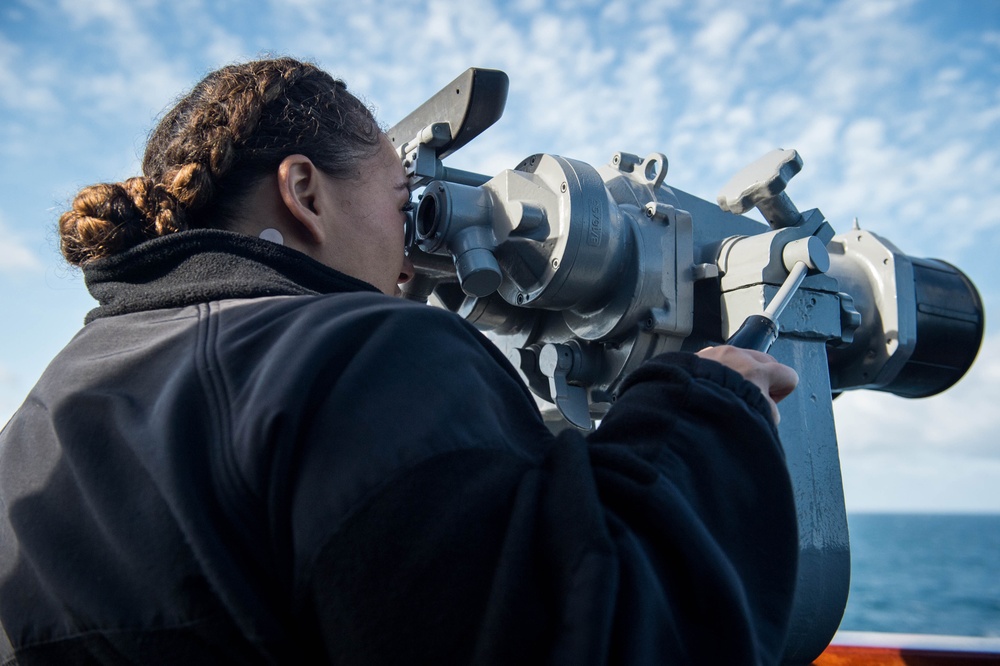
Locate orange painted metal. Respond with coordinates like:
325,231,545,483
814,644,1000,665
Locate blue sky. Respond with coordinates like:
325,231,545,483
1,0,998,513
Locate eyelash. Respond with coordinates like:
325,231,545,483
401,202,414,213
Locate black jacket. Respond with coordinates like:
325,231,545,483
0,230,797,665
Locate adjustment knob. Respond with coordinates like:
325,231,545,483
538,343,593,431
717,148,804,228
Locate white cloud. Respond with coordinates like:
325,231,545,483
198,25,248,72
0,34,61,113
852,0,913,21
0,363,22,429
841,452,1000,513
692,9,749,60
513,0,544,12
45,0,229,120
0,213,43,274
834,333,1000,459
832,333,999,512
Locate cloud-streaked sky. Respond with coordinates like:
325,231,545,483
1,0,998,512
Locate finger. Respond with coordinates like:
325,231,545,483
717,347,798,402
766,364,799,404
768,397,781,426
695,345,797,420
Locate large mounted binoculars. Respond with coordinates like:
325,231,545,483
388,68,984,664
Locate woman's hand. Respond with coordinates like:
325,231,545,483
696,346,799,425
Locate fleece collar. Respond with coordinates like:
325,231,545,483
82,229,379,323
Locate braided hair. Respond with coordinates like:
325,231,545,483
59,57,382,266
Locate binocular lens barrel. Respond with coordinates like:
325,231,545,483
888,258,984,398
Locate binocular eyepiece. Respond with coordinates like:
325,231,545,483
412,181,502,299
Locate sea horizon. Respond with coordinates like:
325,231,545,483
839,512,1000,638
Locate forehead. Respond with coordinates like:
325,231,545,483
370,135,407,182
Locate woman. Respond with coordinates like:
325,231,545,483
0,57,799,664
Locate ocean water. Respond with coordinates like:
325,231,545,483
839,513,1000,637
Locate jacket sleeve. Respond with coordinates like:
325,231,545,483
282,302,798,665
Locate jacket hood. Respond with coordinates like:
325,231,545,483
82,229,380,323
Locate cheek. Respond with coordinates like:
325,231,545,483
374,214,405,263
382,206,407,244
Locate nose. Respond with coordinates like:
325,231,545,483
397,255,415,285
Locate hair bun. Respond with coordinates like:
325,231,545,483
59,177,187,265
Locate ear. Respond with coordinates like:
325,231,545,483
276,154,326,245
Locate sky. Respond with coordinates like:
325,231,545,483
0,0,998,513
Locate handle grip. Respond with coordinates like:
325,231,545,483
725,315,779,352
